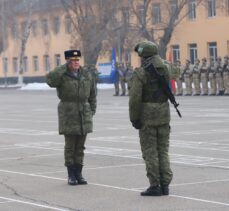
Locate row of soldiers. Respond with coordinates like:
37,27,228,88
113,62,133,96
175,56,229,96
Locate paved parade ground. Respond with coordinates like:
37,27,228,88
0,88,229,211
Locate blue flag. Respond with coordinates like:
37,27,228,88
110,48,117,83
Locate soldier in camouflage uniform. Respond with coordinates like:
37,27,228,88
174,60,183,96
113,62,126,96
192,59,201,96
129,41,173,196
222,56,229,95
113,62,120,96
46,50,97,186
125,62,134,94
118,62,127,96
208,58,217,95
183,60,193,96
215,57,224,95
200,58,209,95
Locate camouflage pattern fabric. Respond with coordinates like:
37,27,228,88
200,61,209,95
46,64,97,135
208,61,217,95
64,134,86,166
129,54,173,187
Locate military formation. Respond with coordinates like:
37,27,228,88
175,56,229,96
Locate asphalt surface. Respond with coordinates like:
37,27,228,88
0,88,229,211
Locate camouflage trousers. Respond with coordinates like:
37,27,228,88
200,73,208,95
216,73,224,94
175,78,183,95
64,134,87,166
209,73,216,95
192,74,201,95
223,72,229,94
139,124,173,186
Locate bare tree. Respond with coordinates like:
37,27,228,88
61,0,122,65
17,0,34,85
130,0,205,59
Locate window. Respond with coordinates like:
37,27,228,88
137,5,145,25
32,21,37,37
53,17,60,34
170,0,178,19
55,54,61,66
65,17,72,33
42,19,49,35
122,7,129,26
152,3,161,24
208,42,217,61
11,22,18,39
172,45,180,62
189,43,198,64
23,57,28,72
208,0,216,17
188,0,196,20
2,58,8,73
44,55,50,72
33,56,39,72
13,58,18,73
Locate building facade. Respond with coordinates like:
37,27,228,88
0,0,229,84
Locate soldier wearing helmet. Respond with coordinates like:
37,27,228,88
223,56,229,95
192,59,201,95
182,59,193,96
174,60,183,96
215,57,224,95
200,57,209,95
129,40,173,196
208,57,217,95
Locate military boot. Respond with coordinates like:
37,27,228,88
140,186,162,196
74,164,87,185
67,166,77,185
161,185,169,195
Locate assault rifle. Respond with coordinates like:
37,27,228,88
143,61,182,118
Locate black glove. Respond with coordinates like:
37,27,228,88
131,120,142,130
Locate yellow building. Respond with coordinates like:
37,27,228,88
0,0,229,84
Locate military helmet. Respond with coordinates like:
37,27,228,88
134,41,158,58
202,57,207,62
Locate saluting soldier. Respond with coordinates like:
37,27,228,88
192,59,201,96
200,58,209,95
222,56,229,95
46,50,97,186
215,57,224,95
208,58,217,95
174,60,183,96
183,59,193,96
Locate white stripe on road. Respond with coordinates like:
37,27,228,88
0,169,229,208
0,196,70,211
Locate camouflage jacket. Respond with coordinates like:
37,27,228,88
46,64,97,135
129,56,170,127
